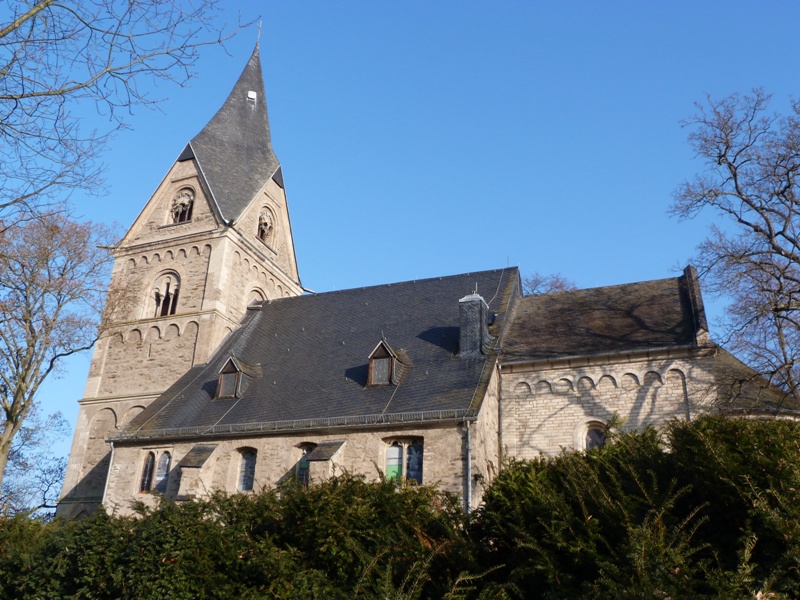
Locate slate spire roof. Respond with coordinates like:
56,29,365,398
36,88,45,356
178,43,281,222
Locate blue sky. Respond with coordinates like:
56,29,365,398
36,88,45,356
38,2,800,461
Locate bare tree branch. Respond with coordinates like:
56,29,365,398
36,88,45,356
522,272,576,296
672,89,800,404
0,406,67,516
0,206,116,489
0,0,242,213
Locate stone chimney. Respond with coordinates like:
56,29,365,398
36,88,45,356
459,293,492,357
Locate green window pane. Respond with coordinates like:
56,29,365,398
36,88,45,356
386,443,402,480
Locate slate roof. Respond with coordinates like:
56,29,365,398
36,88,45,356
306,441,346,462
178,445,218,468
712,347,800,416
502,267,705,362
116,268,520,442
178,45,281,223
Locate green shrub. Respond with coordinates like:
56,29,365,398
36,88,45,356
472,416,800,598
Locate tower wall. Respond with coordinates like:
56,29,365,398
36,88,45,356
59,176,302,515
58,47,302,516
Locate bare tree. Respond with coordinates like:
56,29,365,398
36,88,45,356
0,0,237,213
0,208,114,489
672,88,800,404
522,272,576,295
0,407,68,515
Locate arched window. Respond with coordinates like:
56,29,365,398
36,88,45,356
247,288,266,308
386,442,403,481
171,189,194,224
153,273,180,318
238,449,257,492
140,452,155,492
574,418,611,451
385,439,424,484
155,451,171,493
585,425,607,450
406,441,424,485
257,207,275,246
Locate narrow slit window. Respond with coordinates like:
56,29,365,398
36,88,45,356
169,287,180,314
159,282,172,317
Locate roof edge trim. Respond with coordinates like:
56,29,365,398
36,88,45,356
189,140,226,223
111,407,479,442
500,343,709,369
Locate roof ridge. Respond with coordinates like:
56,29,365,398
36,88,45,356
526,273,683,297
301,267,519,299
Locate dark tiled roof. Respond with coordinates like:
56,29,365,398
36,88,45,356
502,269,702,362
306,441,345,462
181,45,281,222
713,347,800,416
178,445,218,468
118,268,520,441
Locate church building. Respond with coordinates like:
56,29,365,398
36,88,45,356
58,47,785,517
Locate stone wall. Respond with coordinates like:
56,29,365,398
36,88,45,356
102,424,467,516
235,178,301,284
60,164,304,515
470,361,501,508
499,349,718,458
59,396,157,515
123,160,217,247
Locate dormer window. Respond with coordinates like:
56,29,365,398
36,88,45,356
216,356,260,399
368,340,396,387
171,189,194,224
372,357,391,385
217,358,242,398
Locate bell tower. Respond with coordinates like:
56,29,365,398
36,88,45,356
59,45,302,515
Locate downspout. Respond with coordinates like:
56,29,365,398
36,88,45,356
101,441,115,508
464,419,472,514
497,361,503,469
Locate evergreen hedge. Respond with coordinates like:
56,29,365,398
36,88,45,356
1,417,799,598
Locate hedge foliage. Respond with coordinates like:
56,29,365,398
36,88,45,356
1,416,799,599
